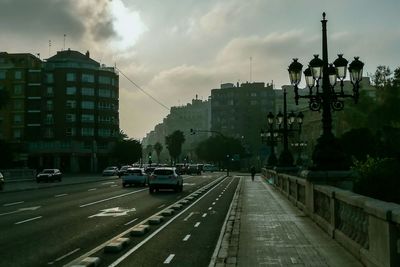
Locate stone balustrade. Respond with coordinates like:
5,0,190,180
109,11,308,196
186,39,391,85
262,168,400,267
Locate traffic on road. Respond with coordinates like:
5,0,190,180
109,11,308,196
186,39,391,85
0,169,238,267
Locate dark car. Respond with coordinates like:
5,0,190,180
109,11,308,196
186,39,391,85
0,172,4,190
187,164,201,175
118,165,132,177
36,169,62,183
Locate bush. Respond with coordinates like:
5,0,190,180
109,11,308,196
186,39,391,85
352,156,400,204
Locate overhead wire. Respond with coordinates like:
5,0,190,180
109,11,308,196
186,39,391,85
116,66,170,111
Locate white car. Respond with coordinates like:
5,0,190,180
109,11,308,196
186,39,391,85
122,168,148,187
102,166,119,176
148,167,183,193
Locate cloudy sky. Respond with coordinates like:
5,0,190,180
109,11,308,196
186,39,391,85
1,0,399,139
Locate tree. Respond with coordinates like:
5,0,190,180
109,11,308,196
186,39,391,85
165,130,185,164
195,135,245,168
153,142,163,163
111,139,142,165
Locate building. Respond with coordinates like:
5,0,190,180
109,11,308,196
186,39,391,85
210,82,276,166
0,50,119,173
142,96,211,164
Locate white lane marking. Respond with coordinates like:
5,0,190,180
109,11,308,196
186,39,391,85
158,204,166,209
183,212,194,221
15,216,42,225
216,198,219,201
55,193,68,198
79,189,146,208
0,206,41,216
88,188,97,191
111,185,118,187
102,181,115,185
88,207,136,218
105,175,228,267
183,234,191,241
124,218,138,226
194,222,200,228
163,254,175,264
212,202,216,205
3,201,24,207
202,213,207,218
54,248,80,262
208,207,212,210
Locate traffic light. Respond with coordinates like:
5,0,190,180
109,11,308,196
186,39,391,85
148,154,152,164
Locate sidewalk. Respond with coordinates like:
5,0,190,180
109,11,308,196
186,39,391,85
213,175,363,267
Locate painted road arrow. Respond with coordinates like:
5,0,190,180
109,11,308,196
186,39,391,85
0,206,41,216
88,207,136,218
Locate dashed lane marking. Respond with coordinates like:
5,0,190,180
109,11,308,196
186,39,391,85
183,212,194,221
194,222,201,228
88,188,97,191
164,254,175,264
79,189,146,208
183,235,191,241
55,194,68,198
48,248,81,265
15,216,42,225
158,204,166,209
3,201,24,206
202,213,207,218
124,218,138,226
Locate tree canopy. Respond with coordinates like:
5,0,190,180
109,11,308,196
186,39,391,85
153,142,163,163
195,135,245,164
111,138,142,165
165,130,185,163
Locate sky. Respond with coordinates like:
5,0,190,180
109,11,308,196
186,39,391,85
1,0,399,140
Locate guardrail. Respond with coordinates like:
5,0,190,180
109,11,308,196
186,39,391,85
262,168,400,267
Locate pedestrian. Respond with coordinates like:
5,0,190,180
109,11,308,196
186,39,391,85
250,166,256,181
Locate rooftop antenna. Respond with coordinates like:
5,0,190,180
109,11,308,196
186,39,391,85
48,40,51,57
249,56,252,83
63,34,66,51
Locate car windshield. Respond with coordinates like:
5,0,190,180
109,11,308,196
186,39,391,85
43,169,55,173
127,169,143,174
154,169,174,175
106,167,116,170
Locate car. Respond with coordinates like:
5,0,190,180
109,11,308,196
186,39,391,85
122,168,148,187
148,167,183,193
203,164,218,172
144,166,156,175
102,166,119,176
186,164,201,175
118,165,132,177
36,169,62,183
0,172,4,190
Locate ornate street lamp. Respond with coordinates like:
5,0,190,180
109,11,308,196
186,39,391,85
287,12,364,170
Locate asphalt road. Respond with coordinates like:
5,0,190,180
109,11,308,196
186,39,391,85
0,172,236,267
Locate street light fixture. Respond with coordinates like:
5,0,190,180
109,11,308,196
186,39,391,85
287,12,364,170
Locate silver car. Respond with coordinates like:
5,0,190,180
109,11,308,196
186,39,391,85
122,168,148,187
148,167,183,193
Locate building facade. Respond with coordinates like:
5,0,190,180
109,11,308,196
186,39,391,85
210,82,276,166
0,50,119,173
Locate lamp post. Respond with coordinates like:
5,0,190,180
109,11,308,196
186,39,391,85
260,128,277,167
288,12,364,171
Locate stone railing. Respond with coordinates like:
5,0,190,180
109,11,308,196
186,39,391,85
262,168,400,267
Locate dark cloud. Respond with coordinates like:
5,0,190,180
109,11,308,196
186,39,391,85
0,0,85,40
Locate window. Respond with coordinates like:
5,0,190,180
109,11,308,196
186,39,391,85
13,114,23,124
13,100,23,110
66,87,77,95
82,87,94,96
13,129,22,139
98,116,113,123
14,84,23,95
99,89,111,97
66,128,76,136
45,114,54,124
251,92,257,97
99,76,111,84
14,70,22,80
98,128,111,137
66,114,76,122
46,73,54,83
46,100,53,111
81,101,94,109
250,100,258,105
81,114,94,122
0,70,6,80
44,128,54,138
66,100,76,109
46,87,53,96
82,73,94,83
66,72,76,82
81,127,94,136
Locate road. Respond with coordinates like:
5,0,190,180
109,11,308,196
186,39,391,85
0,172,239,267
